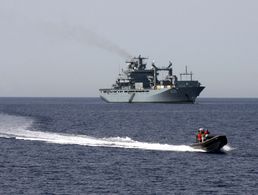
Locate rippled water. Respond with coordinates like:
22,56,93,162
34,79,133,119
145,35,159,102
0,98,257,194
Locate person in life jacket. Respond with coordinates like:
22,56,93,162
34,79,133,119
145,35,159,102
204,129,210,138
196,131,200,142
197,128,203,142
201,129,205,142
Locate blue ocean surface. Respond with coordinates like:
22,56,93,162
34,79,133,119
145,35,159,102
0,98,258,194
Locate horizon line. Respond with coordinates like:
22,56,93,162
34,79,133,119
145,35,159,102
0,96,258,99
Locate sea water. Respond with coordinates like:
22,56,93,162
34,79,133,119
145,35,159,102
0,98,257,194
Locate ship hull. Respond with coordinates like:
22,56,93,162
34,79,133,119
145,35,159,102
100,86,204,103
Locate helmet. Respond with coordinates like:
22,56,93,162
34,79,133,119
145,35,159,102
199,128,204,131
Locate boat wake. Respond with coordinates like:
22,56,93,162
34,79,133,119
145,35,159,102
0,113,205,152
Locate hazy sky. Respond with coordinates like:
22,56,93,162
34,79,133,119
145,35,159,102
0,0,258,97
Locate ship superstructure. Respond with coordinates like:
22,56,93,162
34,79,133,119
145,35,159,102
99,55,204,103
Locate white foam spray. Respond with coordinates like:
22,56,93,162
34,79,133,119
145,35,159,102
222,144,234,152
0,114,204,152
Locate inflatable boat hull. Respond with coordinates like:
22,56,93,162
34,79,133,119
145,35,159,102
191,135,228,153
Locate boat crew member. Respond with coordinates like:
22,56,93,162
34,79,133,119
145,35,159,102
197,128,203,142
204,129,210,140
201,130,205,142
197,133,202,142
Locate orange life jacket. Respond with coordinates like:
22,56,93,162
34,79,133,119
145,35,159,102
197,133,202,141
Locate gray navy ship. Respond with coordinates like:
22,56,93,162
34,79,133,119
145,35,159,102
99,55,205,103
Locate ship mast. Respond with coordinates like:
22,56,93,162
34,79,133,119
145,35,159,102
132,55,148,70
180,66,193,81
